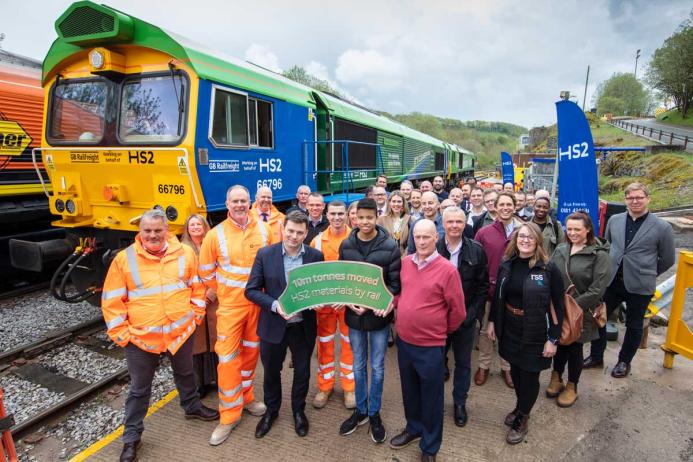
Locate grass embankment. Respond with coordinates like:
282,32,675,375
589,116,693,210
656,108,693,128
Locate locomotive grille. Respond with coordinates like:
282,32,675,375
58,6,115,38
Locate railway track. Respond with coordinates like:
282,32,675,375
0,316,130,437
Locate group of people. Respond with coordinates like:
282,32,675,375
102,177,674,462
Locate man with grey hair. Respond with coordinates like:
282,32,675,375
200,185,274,446
419,180,433,193
390,218,465,461
585,182,675,378
400,180,414,202
373,186,388,217
437,206,488,427
102,209,218,461
287,185,311,215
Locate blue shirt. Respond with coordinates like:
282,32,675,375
271,243,306,323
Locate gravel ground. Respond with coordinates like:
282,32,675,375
17,357,177,462
0,290,102,352
0,374,66,425
38,344,125,383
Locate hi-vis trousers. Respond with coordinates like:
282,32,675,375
316,307,355,392
215,303,260,424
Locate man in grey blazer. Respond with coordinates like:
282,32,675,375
584,183,675,378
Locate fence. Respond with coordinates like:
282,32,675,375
611,119,691,150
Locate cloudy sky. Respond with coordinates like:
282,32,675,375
2,0,690,128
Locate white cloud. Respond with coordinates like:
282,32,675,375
305,60,330,81
335,49,404,92
244,44,281,73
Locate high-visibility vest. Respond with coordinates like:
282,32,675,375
101,234,206,354
310,226,350,262
199,214,272,305
251,202,285,243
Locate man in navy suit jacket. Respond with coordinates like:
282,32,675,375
245,211,324,439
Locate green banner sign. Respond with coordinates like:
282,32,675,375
278,261,394,315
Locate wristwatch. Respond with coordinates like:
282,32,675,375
548,337,559,345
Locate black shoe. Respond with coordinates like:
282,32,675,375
611,361,631,378
255,413,278,438
389,429,421,449
119,440,141,462
369,412,386,443
339,409,369,436
294,411,309,437
185,404,220,421
583,356,604,369
454,404,468,427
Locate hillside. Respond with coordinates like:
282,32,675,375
656,108,693,128
381,112,527,168
529,118,693,210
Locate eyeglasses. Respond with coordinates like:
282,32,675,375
625,196,647,202
517,234,536,242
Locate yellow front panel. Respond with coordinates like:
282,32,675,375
42,46,204,233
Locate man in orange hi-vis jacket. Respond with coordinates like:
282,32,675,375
251,186,285,243
102,208,219,462
200,185,274,447
309,200,355,410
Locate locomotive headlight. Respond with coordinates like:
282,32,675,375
65,199,76,214
89,49,105,69
166,205,178,222
55,199,65,213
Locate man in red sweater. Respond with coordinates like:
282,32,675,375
389,219,465,462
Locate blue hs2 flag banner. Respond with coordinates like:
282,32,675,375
555,100,599,230
500,151,514,186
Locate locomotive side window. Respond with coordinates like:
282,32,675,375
47,79,110,144
210,86,273,149
118,74,187,144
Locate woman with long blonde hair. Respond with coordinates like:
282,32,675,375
486,222,565,445
181,214,217,398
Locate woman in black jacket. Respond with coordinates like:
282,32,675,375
338,198,401,444
486,222,564,444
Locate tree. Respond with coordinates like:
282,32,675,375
645,15,693,117
282,65,342,96
593,73,652,117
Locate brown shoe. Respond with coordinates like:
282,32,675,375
506,413,529,444
504,408,519,427
474,367,489,386
502,370,514,389
557,382,578,407
546,371,564,398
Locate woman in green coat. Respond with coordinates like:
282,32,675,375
548,211,612,407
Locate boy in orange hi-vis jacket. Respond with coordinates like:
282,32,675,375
309,200,355,409
199,185,274,447
102,209,218,462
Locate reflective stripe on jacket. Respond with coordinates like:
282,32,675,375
101,233,206,354
198,214,273,304
310,226,350,261
251,203,285,243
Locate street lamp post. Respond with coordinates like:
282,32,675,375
634,49,641,79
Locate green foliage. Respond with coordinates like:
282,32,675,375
384,112,526,168
657,108,693,127
282,65,342,96
646,17,693,118
593,73,653,117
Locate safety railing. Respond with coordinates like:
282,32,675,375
303,140,384,200
611,119,691,150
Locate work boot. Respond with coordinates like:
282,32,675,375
546,371,564,398
504,408,519,427
313,389,332,409
557,382,578,407
244,400,267,416
344,391,356,409
209,420,240,446
506,413,529,445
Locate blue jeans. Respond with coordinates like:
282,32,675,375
349,326,389,416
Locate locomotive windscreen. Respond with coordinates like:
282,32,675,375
333,118,377,169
